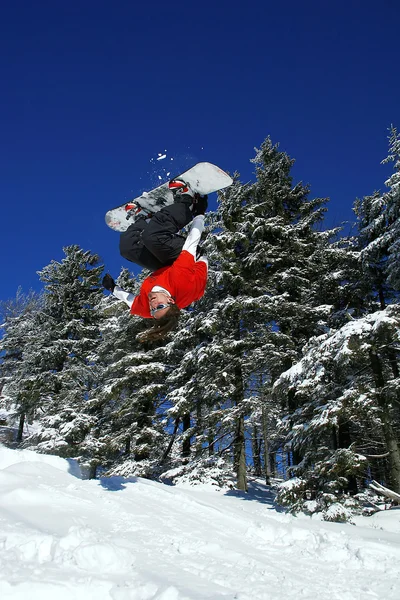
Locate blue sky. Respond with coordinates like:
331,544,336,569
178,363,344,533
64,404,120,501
1,0,399,302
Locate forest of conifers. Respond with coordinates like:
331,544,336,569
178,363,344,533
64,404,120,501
1,130,399,521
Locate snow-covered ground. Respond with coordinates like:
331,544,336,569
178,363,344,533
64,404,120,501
1,446,399,600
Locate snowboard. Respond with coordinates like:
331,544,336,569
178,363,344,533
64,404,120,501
105,162,233,232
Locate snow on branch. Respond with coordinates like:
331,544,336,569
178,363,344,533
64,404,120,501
369,480,400,504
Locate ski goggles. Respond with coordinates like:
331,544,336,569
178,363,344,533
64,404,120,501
150,303,170,316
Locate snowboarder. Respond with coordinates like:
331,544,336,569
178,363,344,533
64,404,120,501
102,180,209,342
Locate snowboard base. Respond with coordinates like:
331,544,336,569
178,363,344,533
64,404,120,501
105,162,233,232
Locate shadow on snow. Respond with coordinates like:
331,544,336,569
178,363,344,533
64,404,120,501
97,475,139,492
224,479,285,512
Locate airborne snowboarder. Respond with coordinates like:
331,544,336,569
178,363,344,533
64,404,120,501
102,179,209,342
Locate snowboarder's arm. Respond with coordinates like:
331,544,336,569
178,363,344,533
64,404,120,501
113,286,135,308
182,215,205,258
102,274,137,310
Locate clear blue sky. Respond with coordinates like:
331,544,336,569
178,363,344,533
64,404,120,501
1,0,399,301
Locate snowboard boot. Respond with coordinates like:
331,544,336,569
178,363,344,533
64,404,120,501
124,202,154,222
169,179,194,198
192,193,208,216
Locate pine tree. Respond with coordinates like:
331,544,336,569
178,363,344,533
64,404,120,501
0,288,44,442
88,268,172,478
271,128,400,517
23,245,104,471
354,126,400,304
274,304,400,515
160,301,239,488
382,126,400,291
174,137,340,491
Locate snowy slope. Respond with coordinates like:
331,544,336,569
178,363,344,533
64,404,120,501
0,446,399,600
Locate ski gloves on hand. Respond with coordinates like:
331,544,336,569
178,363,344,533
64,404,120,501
192,194,208,217
102,273,116,293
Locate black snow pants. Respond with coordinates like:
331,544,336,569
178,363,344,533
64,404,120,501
119,196,194,272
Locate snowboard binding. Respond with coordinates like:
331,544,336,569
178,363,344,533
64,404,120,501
124,202,154,222
169,179,194,198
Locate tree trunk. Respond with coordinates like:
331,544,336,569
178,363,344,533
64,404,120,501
17,413,25,444
232,362,247,491
262,406,272,484
161,418,180,463
369,350,400,493
251,425,262,476
234,413,248,492
182,413,191,458
208,427,215,456
194,400,203,458
269,453,275,479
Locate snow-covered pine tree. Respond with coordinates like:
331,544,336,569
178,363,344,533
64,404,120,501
0,288,44,442
271,129,400,517
22,246,104,470
178,138,340,491
381,126,400,291
274,304,400,517
354,126,400,303
162,317,200,464
88,268,172,478
161,288,239,489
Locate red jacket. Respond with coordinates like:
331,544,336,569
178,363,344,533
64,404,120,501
130,251,208,318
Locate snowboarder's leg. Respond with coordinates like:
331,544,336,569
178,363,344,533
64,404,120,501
119,191,198,270
119,218,165,271
142,196,194,265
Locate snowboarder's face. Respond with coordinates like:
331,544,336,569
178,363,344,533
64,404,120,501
148,291,175,320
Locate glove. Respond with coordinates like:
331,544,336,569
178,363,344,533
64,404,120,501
192,194,208,216
102,274,116,292
196,246,206,260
